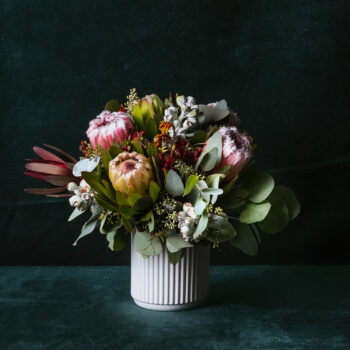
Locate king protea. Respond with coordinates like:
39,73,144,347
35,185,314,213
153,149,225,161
24,144,79,197
86,111,134,150
109,152,153,196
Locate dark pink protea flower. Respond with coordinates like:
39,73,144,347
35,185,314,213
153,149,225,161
24,145,79,197
216,126,252,181
86,111,135,150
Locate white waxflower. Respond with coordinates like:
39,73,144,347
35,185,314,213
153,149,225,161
68,178,94,211
183,203,197,219
69,195,83,208
67,182,78,192
164,106,178,122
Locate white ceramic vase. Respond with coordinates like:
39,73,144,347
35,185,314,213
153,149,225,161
130,239,210,311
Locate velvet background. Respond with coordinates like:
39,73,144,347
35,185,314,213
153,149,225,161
0,0,349,265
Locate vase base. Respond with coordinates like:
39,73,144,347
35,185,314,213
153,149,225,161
133,298,207,311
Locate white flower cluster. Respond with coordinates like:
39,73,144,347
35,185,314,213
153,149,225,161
177,202,198,241
67,180,94,211
164,95,199,138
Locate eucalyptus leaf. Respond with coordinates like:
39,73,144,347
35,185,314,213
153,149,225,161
198,105,229,124
100,216,122,235
166,234,193,253
269,185,300,220
107,230,127,251
167,248,183,265
258,199,289,234
73,215,99,246
230,222,258,256
68,207,86,222
239,201,271,224
242,167,275,203
194,197,207,216
206,215,236,242
134,231,162,256
165,169,184,196
193,211,209,239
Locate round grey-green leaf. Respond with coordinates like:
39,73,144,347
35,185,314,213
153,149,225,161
134,231,162,256
258,199,289,234
242,167,275,203
166,234,193,253
269,185,300,220
165,169,184,196
230,222,258,256
239,201,271,224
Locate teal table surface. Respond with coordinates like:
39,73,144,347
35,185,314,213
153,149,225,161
0,266,349,350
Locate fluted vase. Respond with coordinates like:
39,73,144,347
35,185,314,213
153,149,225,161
130,238,210,311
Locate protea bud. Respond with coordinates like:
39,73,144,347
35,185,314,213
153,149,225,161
86,111,134,150
216,126,252,181
109,152,153,196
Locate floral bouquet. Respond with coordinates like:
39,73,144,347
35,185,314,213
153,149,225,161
24,89,300,264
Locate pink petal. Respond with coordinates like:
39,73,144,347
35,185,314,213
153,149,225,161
25,163,72,176
24,171,48,180
24,186,67,194
43,144,78,163
33,146,66,163
44,175,78,186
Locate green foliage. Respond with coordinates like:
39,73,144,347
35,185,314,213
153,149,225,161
101,149,113,172
193,210,208,239
269,185,300,220
107,230,127,251
149,181,161,202
104,99,120,112
230,222,258,256
165,169,184,196
144,118,158,140
241,167,275,203
183,175,199,197
94,194,118,212
100,216,122,235
198,104,229,124
73,214,99,246
167,248,183,265
194,197,207,215
132,100,155,130
196,131,222,172
258,199,289,234
68,207,86,222
109,144,122,159
166,234,193,253
219,187,249,209
132,138,144,154
134,231,162,256
239,201,271,224
206,215,236,242
190,130,207,144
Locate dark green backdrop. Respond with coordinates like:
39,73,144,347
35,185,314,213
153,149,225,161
1,0,349,265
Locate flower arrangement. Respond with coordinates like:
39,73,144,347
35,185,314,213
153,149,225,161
24,89,300,264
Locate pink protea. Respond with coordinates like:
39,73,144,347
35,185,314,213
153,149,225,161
216,126,252,181
86,111,135,150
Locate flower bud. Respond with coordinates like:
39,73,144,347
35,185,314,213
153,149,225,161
215,126,252,181
109,152,153,196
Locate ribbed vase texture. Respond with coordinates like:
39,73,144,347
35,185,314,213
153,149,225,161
130,241,210,310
